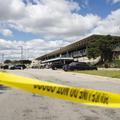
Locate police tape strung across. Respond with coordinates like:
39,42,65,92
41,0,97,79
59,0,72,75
0,72,120,108
33,85,109,104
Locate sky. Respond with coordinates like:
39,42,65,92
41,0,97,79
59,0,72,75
0,0,120,61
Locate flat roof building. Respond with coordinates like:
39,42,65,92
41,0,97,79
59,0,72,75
36,34,120,64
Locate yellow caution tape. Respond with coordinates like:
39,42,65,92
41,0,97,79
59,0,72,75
0,72,120,108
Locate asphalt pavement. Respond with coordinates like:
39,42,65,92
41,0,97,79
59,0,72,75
0,69,120,120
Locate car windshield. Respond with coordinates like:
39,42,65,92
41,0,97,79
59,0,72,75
69,62,78,66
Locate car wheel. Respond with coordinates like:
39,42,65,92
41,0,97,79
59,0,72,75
52,67,55,70
64,68,68,71
63,65,69,71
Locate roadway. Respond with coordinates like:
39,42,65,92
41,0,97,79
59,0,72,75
0,69,120,120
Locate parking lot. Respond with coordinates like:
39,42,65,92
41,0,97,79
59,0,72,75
0,69,120,120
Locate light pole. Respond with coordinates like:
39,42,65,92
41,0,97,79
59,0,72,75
1,53,4,64
26,48,29,60
19,46,23,60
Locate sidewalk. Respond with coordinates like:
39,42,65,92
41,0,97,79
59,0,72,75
98,68,120,71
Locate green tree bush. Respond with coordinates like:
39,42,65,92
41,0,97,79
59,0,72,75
87,35,120,64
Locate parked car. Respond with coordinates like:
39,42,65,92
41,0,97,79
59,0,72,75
45,64,51,69
51,62,64,70
63,62,97,71
10,65,26,70
1,65,9,70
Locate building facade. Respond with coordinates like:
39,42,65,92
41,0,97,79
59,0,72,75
36,35,120,64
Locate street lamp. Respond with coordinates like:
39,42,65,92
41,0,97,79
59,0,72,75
1,53,4,64
19,46,23,60
25,48,30,60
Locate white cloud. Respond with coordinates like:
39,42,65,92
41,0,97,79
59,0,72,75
0,0,100,60
0,0,119,40
0,0,26,20
0,38,69,61
112,0,120,3
107,0,120,3
0,29,13,36
0,0,120,60
93,9,120,36
0,0,100,40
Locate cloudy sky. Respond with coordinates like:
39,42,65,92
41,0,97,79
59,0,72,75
0,0,120,61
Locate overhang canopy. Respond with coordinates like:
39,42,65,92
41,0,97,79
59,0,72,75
42,57,73,63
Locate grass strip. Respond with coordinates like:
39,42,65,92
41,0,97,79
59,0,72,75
74,70,120,78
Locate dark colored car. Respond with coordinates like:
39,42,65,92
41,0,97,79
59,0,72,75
1,65,9,70
63,62,97,71
51,62,64,70
10,65,26,70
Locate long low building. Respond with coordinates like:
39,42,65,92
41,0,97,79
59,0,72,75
36,34,120,64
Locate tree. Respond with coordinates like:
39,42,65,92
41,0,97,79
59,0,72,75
19,60,31,64
87,35,120,63
9,60,31,65
4,60,12,64
87,41,100,59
